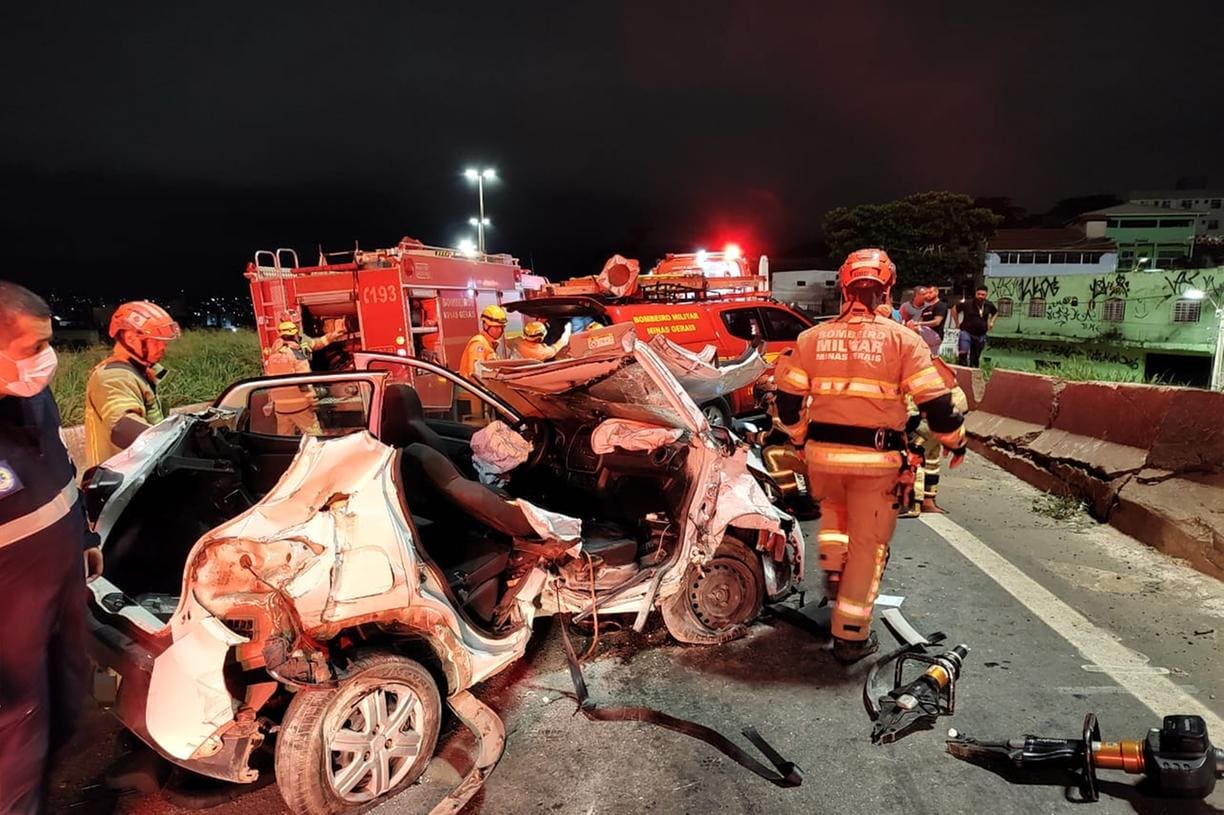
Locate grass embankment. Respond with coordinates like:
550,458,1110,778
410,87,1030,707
53,329,263,425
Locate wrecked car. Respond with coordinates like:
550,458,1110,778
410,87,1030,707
83,324,803,813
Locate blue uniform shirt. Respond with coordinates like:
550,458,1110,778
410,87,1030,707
0,389,89,547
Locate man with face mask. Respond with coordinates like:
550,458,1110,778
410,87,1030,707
83,300,181,468
0,281,100,814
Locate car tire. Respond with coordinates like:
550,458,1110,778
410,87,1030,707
275,653,442,815
699,397,732,427
661,535,766,645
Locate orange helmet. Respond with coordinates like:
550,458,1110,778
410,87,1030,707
109,300,182,342
838,248,896,290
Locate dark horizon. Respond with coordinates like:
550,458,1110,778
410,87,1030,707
3,2,1222,297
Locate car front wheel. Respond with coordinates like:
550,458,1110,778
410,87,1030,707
275,653,442,814
661,536,765,645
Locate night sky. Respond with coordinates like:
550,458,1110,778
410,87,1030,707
2,2,1222,296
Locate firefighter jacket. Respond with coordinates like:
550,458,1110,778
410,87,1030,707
84,357,166,468
459,332,498,380
512,337,564,362
265,343,315,415
774,305,964,475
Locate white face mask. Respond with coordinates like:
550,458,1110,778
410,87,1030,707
1,346,58,397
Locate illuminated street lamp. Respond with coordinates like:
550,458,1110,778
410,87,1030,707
1183,287,1223,391
456,238,478,258
463,167,496,253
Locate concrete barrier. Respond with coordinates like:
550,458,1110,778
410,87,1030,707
961,368,1224,580
1147,388,1224,475
1028,381,1177,478
964,369,1060,445
947,364,985,411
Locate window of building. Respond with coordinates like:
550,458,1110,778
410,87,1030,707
1158,219,1192,228
1172,300,1202,323
1181,200,1193,209
1102,298,1126,322
1208,220,1220,230
1018,252,1034,264
1107,218,1122,229
1035,252,1051,264
996,298,1013,317
1122,219,1158,229
1211,199,1221,209
1028,298,1046,318
794,280,806,286
1083,252,1102,263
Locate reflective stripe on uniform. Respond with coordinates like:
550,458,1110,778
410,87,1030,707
834,598,874,619
816,531,850,544
0,480,79,548
806,447,900,468
810,377,900,400
904,367,947,398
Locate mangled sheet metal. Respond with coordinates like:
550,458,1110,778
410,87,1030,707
478,325,706,432
647,335,768,405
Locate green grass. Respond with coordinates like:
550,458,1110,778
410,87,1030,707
52,329,263,425
1031,492,1088,522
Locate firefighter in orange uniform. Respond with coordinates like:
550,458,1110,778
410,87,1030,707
456,305,507,420
773,249,967,663
513,320,571,361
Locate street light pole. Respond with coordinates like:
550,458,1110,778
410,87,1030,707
464,168,496,254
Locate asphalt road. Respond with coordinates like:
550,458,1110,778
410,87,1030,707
51,453,1224,814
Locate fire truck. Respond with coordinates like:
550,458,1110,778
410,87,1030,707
246,235,529,372
509,245,813,423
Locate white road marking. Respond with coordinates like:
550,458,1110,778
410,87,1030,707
920,513,1224,733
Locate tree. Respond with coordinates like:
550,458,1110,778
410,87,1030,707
823,191,1001,289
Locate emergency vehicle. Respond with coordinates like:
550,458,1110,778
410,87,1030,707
247,236,529,404
507,246,814,423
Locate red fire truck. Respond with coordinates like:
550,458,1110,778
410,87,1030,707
246,235,529,371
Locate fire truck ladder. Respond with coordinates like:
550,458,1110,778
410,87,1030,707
253,248,300,320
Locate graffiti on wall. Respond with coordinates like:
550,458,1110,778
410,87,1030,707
1133,269,1223,319
1087,273,1130,306
990,276,1062,301
1045,302,1098,329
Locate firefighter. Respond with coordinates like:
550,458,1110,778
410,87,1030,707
513,320,572,361
1,281,97,815
459,304,508,380
84,300,181,468
270,319,345,364
264,341,323,437
907,357,970,515
773,249,966,663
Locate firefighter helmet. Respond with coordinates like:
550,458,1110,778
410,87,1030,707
838,249,896,290
109,301,182,342
277,320,301,336
524,320,547,340
481,304,508,326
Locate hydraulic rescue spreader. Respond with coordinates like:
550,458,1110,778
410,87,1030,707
947,713,1224,801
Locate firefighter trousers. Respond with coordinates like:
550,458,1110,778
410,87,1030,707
0,523,89,815
275,408,322,437
809,470,900,642
912,420,942,502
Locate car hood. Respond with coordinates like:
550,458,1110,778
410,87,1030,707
646,335,768,405
477,324,707,432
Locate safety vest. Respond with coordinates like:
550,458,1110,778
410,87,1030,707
459,333,498,380
776,306,951,475
84,357,166,468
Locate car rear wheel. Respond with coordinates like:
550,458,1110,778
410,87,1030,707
662,536,765,645
275,653,441,814
700,397,732,427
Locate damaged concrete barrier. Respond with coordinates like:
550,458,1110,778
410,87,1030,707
962,369,1224,580
947,364,986,412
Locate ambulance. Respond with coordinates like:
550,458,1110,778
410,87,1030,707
507,247,814,424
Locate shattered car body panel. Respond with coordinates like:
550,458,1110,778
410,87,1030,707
646,335,769,405
84,342,801,812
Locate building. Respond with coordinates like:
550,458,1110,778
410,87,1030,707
1129,188,1224,242
769,269,841,315
984,228,1117,278
1078,204,1203,272
980,265,1222,386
